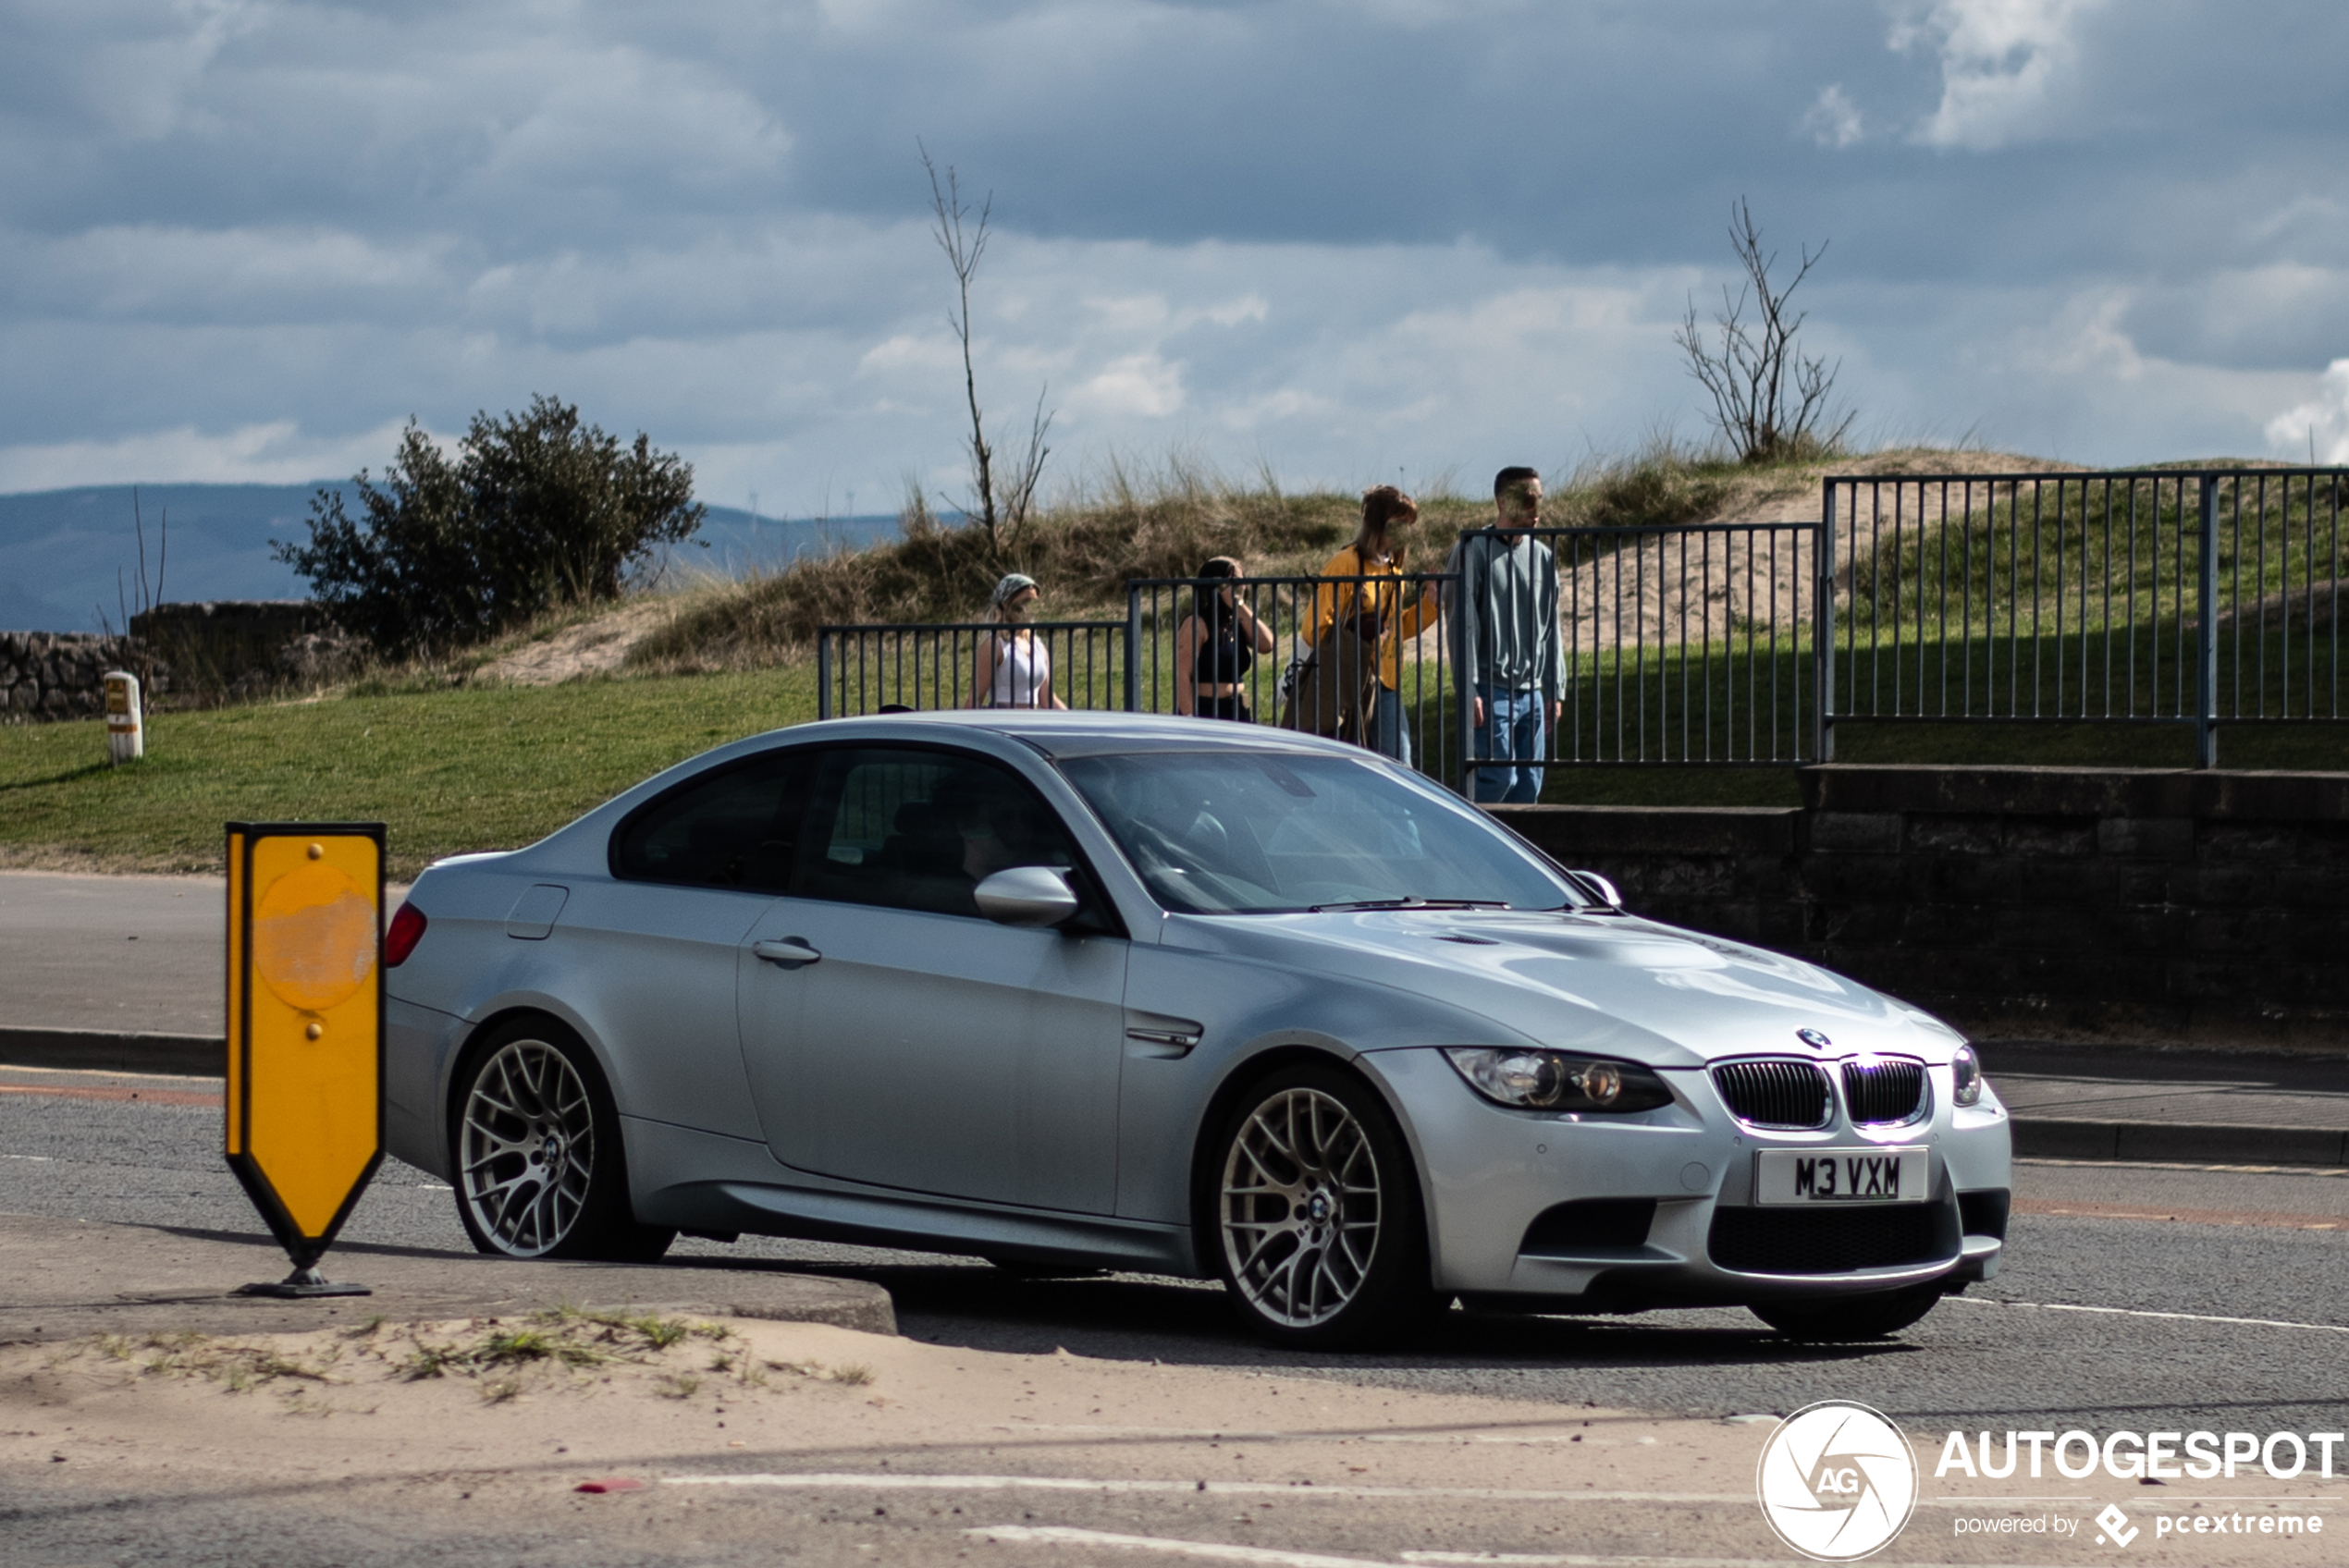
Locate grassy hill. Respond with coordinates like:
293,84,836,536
5,446,2343,877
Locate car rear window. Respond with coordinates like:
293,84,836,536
1059,751,1583,914
610,749,818,890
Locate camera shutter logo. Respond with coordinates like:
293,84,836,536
1755,1401,1918,1561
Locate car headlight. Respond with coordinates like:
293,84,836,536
1951,1043,1984,1107
1443,1047,1674,1114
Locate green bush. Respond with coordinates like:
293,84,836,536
275,395,704,657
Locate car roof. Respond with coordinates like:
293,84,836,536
797,709,1356,760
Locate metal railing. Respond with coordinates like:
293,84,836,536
1454,522,1825,771
1125,573,1461,786
812,466,2345,777
816,621,1126,718
1823,468,2348,765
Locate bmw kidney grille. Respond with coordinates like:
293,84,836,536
1841,1057,1929,1126
1710,1060,1833,1130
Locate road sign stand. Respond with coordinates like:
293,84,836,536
224,821,388,1300
235,1265,372,1298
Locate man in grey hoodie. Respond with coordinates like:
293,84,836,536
1451,467,1564,802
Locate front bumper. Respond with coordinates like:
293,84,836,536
1365,1047,2012,1311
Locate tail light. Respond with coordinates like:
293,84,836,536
386,903,427,967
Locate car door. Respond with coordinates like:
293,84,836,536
572,745,818,1139
736,743,1129,1214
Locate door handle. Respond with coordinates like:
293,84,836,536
751,937,821,968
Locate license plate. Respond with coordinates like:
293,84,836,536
1754,1147,1929,1205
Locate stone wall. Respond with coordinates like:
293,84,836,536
1494,765,2349,1049
0,632,169,722
129,600,352,696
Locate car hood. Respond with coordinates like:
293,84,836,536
1162,907,1962,1069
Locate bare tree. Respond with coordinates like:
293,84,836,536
1675,199,1853,464
921,142,1052,547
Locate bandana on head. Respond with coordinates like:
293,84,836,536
990,572,1039,608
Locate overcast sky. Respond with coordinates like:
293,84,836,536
4,0,2346,513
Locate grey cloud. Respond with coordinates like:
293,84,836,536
2,0,2346,499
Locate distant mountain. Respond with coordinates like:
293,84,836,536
0,483,901,633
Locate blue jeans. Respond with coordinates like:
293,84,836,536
1473,686,1546,802
1366,686,1412,767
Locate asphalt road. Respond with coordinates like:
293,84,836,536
7,1066,2348,1435
0,870,224,1035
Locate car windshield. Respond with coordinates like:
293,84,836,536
1058,751,1586,915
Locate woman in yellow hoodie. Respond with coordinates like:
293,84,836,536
1306,485,1437,764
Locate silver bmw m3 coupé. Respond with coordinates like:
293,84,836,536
382,712,2011,1348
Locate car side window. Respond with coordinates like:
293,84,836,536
611,749,818,891
799,747,1081,918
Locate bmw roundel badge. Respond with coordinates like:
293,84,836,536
1795,1028,1833,1050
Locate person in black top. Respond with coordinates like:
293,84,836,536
1174,556,1276,720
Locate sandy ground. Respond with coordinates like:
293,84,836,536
1543,451,2096,660
5,1308,2340,1567
1379,450,2095,672
475,598,679,685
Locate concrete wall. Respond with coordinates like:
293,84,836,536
0,632,169,722
1494,766,2349,1049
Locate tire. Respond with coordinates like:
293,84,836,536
1751,1287,1942,1341
449,1017,674,1263
1205,1063,1435,1350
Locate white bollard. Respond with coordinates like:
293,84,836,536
104,671,143,764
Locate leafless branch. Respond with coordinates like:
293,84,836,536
1000,383,1053,535
919,140,1053,549
1674,198,1853,464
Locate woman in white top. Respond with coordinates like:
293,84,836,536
969,572,1067,709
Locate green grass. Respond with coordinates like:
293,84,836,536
12,640,2343,876
0,666,819,878
9,456,2346,869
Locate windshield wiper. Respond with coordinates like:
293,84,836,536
1309,897,1509,913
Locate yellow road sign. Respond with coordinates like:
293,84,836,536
225,822,385,1291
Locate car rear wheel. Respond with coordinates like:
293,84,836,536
1751,1286,1942,1341
1209,1064,1434,1350
451,1019,673,1263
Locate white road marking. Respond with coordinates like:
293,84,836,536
663,1473,1743,1502
1948,1296,2349,1335
968,1526,2071,1568
2017,1158,2349,1178
1402,1556,2072,1567
968,1525,1387,1567
660,1472,2323,1514
1008,1426,1606,1444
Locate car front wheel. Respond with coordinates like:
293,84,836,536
1208,1065,1434,1349
450,1019,673,1263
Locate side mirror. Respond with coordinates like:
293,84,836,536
1572,870,1624,909
975,865,1083,928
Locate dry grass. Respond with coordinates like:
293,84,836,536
621,447,1789,676
630,456,1489,675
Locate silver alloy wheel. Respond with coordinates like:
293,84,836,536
460,1036,596,1257
1220,1086,1383,1329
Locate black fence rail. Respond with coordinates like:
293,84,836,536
1824,468,2349,764
1125,573,1461,786
812,467,2345,776
815,621,1126,718
1454,522,1824,771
